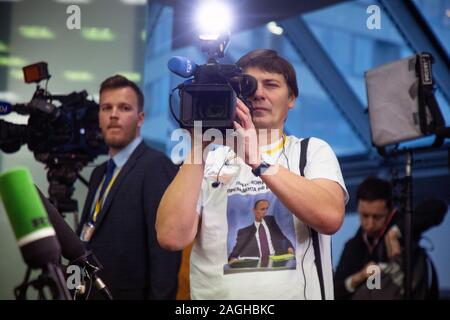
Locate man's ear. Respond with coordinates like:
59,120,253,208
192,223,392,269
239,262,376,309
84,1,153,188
138,111,145,128
287,94,296,110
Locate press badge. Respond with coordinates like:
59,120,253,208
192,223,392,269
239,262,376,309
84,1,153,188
80,222,95,242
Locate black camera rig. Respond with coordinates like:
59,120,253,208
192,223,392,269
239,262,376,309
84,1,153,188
0,62,107,213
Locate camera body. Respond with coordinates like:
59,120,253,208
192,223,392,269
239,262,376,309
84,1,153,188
0,62,107,212
170,34,257,130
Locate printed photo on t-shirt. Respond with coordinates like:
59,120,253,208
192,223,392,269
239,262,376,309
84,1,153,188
224,191,296,274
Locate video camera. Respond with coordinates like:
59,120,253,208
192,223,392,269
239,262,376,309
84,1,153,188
0,62,107,213
168,33,257,131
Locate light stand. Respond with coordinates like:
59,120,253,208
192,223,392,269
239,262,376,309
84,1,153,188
402,150,413,299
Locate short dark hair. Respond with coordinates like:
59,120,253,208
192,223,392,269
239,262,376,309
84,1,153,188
254,199,270,209
99,75,144,112
356,176,393,209
236,49,299,98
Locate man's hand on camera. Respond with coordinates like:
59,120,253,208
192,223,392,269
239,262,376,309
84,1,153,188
233,99,262,169
385,226,402,259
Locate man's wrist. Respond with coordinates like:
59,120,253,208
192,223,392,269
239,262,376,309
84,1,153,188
249,158,262,170
251,161,274,177
351,271,365,289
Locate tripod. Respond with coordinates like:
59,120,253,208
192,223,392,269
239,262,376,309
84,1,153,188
400,150,413,300
386,143,446,299
15,263,72,300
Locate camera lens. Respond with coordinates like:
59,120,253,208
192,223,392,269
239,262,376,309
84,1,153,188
194,91,229,120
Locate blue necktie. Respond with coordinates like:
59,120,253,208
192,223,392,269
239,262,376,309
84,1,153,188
99,159,116,198
259,224,270,258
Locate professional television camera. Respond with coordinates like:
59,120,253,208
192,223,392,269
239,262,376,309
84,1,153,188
168,33,257,131
0,62,107,213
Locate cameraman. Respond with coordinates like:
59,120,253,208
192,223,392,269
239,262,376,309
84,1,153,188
334,176,447,299
157,49,348,299
76,75,181,299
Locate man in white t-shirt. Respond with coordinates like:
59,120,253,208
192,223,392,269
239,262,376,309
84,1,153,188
157,49,348,299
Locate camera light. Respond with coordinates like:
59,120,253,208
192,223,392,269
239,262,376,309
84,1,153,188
196,0,232,41
23,62,50,84
266,21,284,36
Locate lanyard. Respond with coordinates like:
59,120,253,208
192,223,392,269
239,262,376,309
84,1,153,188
363,209,396,254
91,169,121,223
264,134,286,155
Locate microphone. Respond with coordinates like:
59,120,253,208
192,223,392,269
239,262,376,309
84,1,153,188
211,181,220,188
0,167,61,269
0,100,13,115
168,56,197,78
36,187,113,300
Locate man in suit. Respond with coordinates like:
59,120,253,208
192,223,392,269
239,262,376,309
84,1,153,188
228,199,294,263
77,75,181,299
334,176,447,300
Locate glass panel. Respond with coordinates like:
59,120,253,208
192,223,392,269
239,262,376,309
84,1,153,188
303,0,414,105
413,0,450,57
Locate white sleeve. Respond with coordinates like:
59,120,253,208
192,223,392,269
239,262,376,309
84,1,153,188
304,137,349,204
196,180,204,215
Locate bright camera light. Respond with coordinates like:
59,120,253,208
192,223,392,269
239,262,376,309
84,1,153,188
196,0,232,40
266,21,283,36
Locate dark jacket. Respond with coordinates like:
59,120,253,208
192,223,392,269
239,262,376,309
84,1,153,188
77,141,181,299
334,227,389,300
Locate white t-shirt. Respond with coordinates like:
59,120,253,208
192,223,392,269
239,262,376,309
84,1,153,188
191,136,348,300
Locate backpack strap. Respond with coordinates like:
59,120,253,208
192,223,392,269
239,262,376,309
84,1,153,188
427,255,439,299
416,53,445,147
300,137,326,300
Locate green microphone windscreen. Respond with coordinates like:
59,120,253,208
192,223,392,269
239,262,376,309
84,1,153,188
0,167,55,246
0,167,61,269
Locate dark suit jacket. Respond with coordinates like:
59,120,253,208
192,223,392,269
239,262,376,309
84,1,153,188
77,141,181,299
228,215,294,260
333,227,388,300
334,200,447,300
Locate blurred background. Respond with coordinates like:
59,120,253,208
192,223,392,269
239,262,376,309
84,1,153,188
0,0,449,299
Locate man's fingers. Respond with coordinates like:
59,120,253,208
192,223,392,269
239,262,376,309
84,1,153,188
236,99,251,115
233,120,243,131
384,228,402,259
236,105,256,130
235,107,250,128
235,99,254,129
